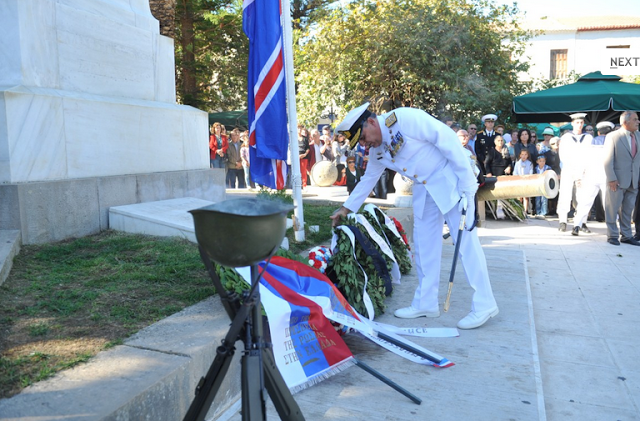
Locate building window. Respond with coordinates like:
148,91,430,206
550,49,568,79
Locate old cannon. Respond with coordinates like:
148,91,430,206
476,170,559,223
478,170,559,201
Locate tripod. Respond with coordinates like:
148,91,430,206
182,247,305,421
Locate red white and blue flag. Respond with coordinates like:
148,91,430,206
236,257,455,390
237,257,355,391
243,0,288,189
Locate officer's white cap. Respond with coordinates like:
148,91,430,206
481,114,497,122
596,121,615,130
335,102,373,148
570,112,587,121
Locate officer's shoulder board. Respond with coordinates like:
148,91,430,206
478,130,486,135
385,112,397,128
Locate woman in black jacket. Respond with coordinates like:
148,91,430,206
484,136,512,177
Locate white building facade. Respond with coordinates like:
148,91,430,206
521,16,640,81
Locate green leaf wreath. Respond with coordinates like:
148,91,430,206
364,209,412,275
213,248,307,295
327,228,387,317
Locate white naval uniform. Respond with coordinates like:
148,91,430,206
573,140,606,228
342,108,497,314
558,131,593,223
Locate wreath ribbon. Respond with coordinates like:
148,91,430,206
331,225,376,320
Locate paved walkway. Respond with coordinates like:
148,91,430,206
1,186,638,420
229,185,640,420
479,216,640,420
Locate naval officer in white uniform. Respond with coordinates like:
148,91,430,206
330,103,499,329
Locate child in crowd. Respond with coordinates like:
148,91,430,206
534,154,551,217
514,149,534,215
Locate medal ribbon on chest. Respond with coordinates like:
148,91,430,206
384,112,405,158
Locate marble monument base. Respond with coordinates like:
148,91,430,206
0,169,226,245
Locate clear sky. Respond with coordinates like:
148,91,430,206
494,0,640,18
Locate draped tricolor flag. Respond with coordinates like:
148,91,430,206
237,257,355,391
243,0,288,189
236,257,455,390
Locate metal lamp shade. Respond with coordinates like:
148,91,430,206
190,198,294,267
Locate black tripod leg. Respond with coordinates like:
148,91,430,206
241,349,267,421
183,299,253,421
354,359,421,405
182,342,236,421
262,348,306,421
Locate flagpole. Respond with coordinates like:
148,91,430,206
281,0,305,242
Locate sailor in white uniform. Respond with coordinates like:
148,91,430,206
571,121,614,235
330,103,498,329
557,113,593,231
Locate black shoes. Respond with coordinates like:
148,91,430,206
608,238,621,246
571,226,580,236
581,223,591,233
621,237,640,246
558,222,567,232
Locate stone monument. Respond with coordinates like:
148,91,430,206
0,0,223,244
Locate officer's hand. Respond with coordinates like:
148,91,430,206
330,207,350,227
458,190,475,212
458,195,468,213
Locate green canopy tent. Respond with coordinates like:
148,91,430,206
512,71,640,124
208,110,249,131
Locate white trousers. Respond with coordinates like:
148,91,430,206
573,178,606,228
557,169,580,223
411,192,497,313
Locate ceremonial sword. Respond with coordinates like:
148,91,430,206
444,207,466,312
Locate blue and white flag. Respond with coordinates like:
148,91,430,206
243,0,288,189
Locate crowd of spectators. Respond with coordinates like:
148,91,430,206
450,111,640,248
209,110,640,247
210,120,386,197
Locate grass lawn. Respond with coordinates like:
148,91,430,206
0,202,335,399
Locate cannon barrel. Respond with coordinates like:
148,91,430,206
477,170,559,201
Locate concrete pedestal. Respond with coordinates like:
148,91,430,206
0,0,211,243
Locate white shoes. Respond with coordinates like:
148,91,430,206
457,306,499,329
394,306,440,319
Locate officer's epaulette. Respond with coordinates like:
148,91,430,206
385,112,397,128
478,130,486,135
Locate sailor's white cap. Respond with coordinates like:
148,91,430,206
481,114,497,122
569,112,587,121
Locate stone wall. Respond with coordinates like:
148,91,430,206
0,169,226,245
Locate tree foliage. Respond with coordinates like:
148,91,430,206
175,0,249,111
173,0,333,112
291,0,335,31
294,0,533,127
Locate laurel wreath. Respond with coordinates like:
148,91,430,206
362,211,412,275
326,229,387,317
213,248,307,296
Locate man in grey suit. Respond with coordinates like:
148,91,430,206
603,111,640,246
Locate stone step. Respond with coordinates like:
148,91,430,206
0,230,21,287
109,197,294,248
109,197,215,243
